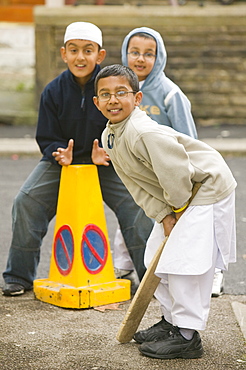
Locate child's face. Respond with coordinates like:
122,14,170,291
127,36,156,82
60,39,106,86
93,75,142,124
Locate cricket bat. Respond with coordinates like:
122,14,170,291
116,182,202,343
116,237,167,343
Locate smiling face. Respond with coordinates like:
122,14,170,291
127,35,156,81
60,39,106,87
93,75,142,124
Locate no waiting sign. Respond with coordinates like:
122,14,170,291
81,224,108,274
54,225,74,276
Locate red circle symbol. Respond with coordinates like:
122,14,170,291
81,224,108,274
54,225,74,276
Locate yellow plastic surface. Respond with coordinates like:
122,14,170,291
34,165,130,308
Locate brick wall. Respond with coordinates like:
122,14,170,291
34,4,246,126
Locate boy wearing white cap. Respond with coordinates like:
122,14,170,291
2,22,153,297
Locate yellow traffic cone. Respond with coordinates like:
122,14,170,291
33,165,130,308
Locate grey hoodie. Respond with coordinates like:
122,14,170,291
121,27,197,139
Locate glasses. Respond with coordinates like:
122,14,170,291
127,51,156,61
97,90,136,102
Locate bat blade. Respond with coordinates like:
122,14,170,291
116,236,168,343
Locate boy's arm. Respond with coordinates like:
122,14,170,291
52,139,74,166
91,139,110,166
161,207,186,236
112,134,193,220
36,90,71,164
162,214,176,236
141,132,193,209
114,165,172,222
165,90,197,139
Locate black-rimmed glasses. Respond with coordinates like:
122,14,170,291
97,90,137,102
127,51,156,60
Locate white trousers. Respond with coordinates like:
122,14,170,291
113,226,135,271
144,191,236,331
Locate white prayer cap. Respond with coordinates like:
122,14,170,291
64,22,102,47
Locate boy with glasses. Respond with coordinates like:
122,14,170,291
69,64,237,359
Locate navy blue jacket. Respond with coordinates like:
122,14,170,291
36,66,107,165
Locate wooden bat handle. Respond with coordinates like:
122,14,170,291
189,182,202,203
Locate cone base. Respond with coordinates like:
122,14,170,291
33,278,131,308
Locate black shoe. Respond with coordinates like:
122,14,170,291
139,328,203,359
2,283,25,296
133,316,174,344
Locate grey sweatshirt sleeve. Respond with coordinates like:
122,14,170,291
164,89,197,139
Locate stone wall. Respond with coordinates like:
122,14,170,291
0,23,36,125
34,4,246,126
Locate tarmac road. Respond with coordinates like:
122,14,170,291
0,135,245,369
0,154,245,294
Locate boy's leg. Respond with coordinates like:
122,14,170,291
137,265,216,359
137,206,218,340
212,268,224,297
113,225,135,271
137,194,236,358
167,264,216,330
2,161,61,293
113,226,140,294
136,255,216,358
97,164,153,281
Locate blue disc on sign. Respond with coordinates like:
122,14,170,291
54,225,74,276
81,224,108,274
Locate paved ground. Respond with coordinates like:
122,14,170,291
0,293,245,370
0,126,245,369
0,122,246,156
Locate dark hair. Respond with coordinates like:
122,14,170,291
127,31,157,58
94,64,139,94
129,32,156,42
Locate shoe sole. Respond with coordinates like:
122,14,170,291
139,348,203,359
133,338,144,344
212,292,223,297
2,289,25,296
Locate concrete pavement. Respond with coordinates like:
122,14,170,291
0,124,245,369
1,134,246,156
0,292,245,370
0,123,246,156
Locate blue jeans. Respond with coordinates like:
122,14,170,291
3,161,153,288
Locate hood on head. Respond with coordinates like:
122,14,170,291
121,27,167,88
